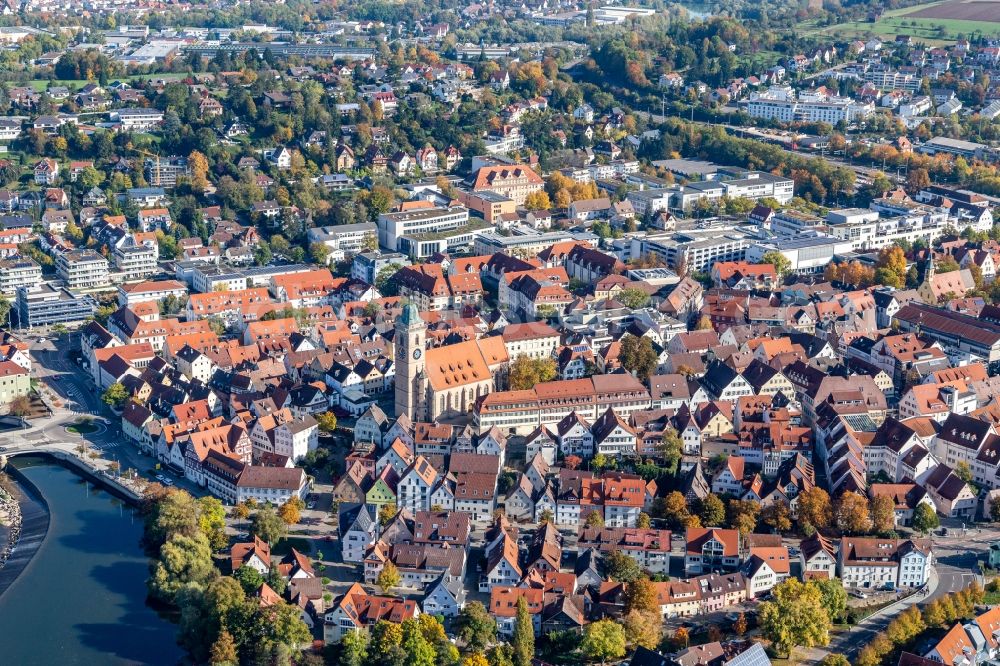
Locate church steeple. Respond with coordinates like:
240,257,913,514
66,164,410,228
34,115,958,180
924,254,936,282
394,303,426,421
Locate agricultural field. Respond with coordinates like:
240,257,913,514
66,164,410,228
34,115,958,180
805,0,1000,42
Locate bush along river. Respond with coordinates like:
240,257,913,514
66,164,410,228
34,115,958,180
0,456,183,666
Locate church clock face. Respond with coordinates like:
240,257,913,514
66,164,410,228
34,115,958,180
413,348,422,360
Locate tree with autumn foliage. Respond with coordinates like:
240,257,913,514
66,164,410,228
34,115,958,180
188,150,209,192
759,578,831,658
875,246,909,288
797,487,833,532
836,491,873,534
870,494,896,534
524,191,551,211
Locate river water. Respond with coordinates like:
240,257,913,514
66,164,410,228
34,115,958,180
0,458,183,665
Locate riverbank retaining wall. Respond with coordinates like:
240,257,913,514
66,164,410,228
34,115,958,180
0,465,50,598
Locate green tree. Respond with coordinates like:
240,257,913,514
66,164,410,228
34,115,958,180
458,601,497,653
377,561,401,595
618,287,650,310
339,630,369,666
584,510,605,528
619,334,658,380
699,494,726,527
956,460,974,484
144,488,201,551
812,578,848,623
580,619,626,664
310,242,331,265
234,564,265,595
486,644,514,666
198,496,228,551
912,502,940,535
148,532,216,602
401,617,437,666
759,578,831,657
250,504,286,544
102,381,129,409
509,355,559,390
376,264,402,296
604,550,642,583
262,600,312,654
760,250,791,278
659,427,683,475
512,597,535,666
820,656,850,666
266,564,287,595
370,621,405,665
316,411,338,433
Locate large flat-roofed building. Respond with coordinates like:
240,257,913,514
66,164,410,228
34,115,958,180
745,235,854,274
631,227,756,273
824,205,950,251
15,283,97,328
378,205,469,251
768,209,825,236
0,258,42,294
474,230,590,256
243,264,314,288
351,251,411,284
631,170,794,214
114,237,159,281
117,279,188,306
456,189,517,223
307,222,377,259
918,137,991,160
397,219,491,259
744,88,874,123
112,108,165,131
56,249,110,290
175,262,247,293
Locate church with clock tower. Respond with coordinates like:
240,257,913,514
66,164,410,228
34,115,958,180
394,303,510,423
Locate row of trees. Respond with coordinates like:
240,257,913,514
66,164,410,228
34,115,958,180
647,485,938,539
854,582,984,666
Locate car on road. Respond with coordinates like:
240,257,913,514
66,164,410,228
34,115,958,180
236,533,249,540
154,474,165,482
162,478,174,486
307,502,316,509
